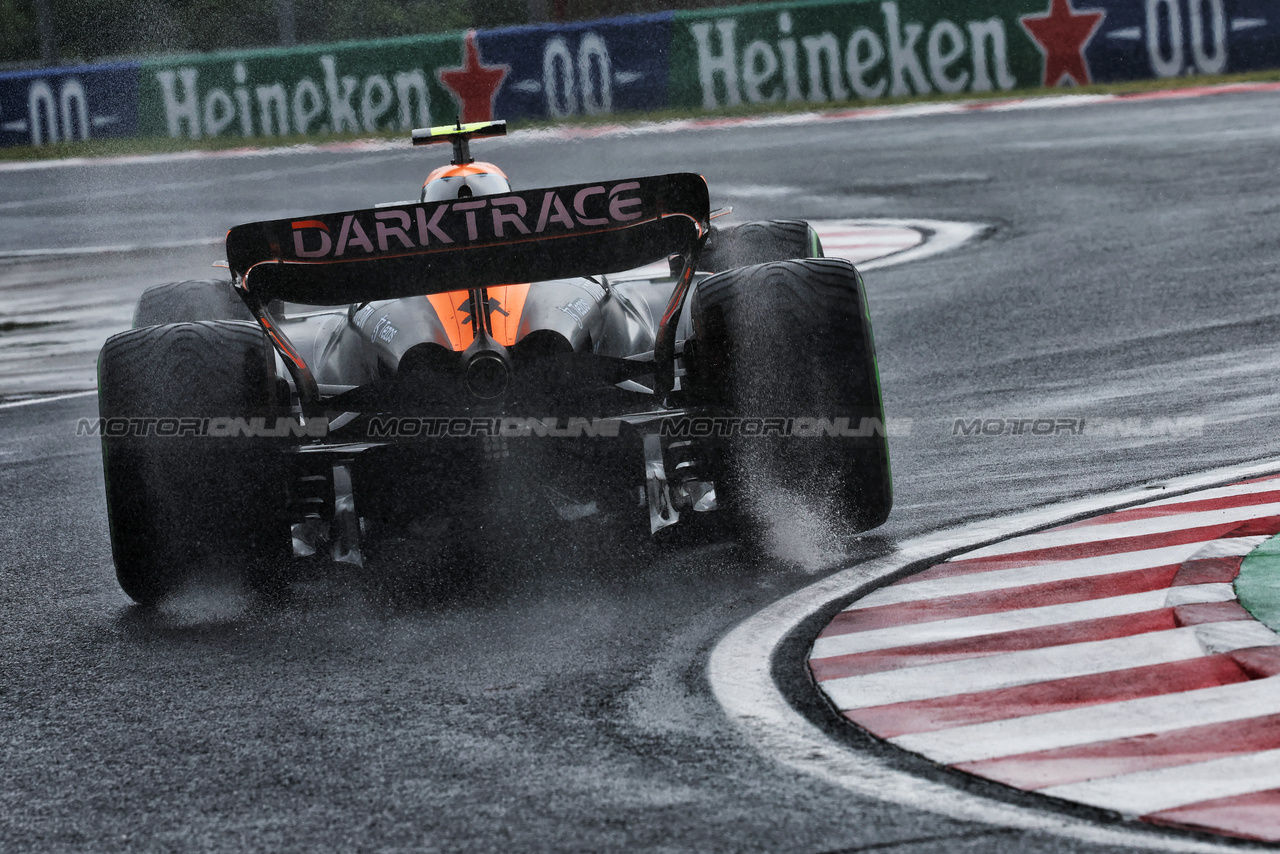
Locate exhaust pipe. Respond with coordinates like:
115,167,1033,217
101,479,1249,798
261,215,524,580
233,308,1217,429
462,327,512,399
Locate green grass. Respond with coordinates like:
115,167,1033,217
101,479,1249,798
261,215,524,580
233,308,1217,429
5,68,1280,163
1236,533,1280,633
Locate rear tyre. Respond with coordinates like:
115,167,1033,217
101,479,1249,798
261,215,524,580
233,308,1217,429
133,279,253,326
97,321,293,605
697,220,822,272
687,258,891,532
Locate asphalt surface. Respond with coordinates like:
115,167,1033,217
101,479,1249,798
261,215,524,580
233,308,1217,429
4,91,1280,852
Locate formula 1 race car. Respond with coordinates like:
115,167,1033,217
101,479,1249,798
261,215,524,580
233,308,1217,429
97,120,891,605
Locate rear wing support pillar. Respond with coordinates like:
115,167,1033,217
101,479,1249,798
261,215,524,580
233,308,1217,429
234,278,323,420
653,234,708,394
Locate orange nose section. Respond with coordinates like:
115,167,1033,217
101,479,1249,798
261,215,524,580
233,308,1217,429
427,284,530,351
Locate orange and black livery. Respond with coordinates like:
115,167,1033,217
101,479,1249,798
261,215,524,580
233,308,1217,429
95,118,891,605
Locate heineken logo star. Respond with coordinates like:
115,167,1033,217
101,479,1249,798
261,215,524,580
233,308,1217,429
1020,0,1105,87
438,31,509,124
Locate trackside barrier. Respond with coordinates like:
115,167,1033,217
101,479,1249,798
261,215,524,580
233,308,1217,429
135,34,461,139
669,0,1280,110
0,0,1278,148
0,61,139,147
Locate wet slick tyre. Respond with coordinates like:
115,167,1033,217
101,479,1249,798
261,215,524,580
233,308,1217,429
697,220,823,272
688,258,891,532
98,321,292,605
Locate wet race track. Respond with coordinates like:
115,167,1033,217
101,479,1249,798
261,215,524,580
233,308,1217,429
4,91,1280,852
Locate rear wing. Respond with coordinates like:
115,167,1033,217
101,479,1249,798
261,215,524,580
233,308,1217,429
226,173,710,413
227,173,709,305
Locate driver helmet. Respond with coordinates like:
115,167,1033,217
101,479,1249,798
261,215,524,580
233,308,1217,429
422,162,511,202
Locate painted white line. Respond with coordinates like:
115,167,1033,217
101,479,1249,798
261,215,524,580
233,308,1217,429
810,584,1229,659
1042,748,1280,815
821,227,922,240
961,503,1280,558
1196,620,1280,653
826,239,922,249
812,220,924,269
851,542,1210,609
854,219,988,271
1165,582,1237,606
822,626,1230,711
1194,535,1270,559
819,228,921,237
0,390,96,410
894,662,1280,765
0,138,406,173
707,457,1280,853
1085,476,1280,510
818,228,922,264
716,184,801,198
826,242,921,252
984,94,1114,111
0,237,221,260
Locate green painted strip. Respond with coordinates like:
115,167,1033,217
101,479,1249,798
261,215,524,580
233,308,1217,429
1236,534,1280,632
